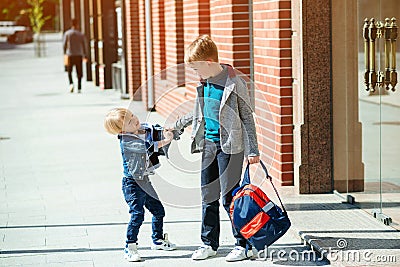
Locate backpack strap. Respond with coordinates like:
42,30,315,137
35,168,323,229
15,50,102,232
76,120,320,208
245,160,288,213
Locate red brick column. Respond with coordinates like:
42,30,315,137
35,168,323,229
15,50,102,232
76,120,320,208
165,0,185,87
184,0,211,100
151,0,169,112
253,0,293,185
152,0,166,80
154,0,187,119
156,0,212,122
125,0,142,100
210,0,251,76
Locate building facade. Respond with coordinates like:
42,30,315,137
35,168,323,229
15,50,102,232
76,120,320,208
62,0,400,226
125,0,296,190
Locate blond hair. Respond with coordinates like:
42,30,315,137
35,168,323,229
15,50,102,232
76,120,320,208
185,35,219,63
104,108,133,135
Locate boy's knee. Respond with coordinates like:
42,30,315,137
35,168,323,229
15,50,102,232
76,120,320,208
153,206,165,218
202,190,220,204
129,205,145,217
129,211,145,225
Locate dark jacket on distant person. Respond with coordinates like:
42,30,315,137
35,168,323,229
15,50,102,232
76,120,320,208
63,28,87,57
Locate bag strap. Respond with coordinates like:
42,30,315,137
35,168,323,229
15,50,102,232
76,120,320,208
244,160,288,213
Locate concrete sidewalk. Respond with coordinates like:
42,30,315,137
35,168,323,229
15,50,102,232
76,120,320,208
0,33,398,267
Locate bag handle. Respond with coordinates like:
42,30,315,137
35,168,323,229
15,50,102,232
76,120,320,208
242,160,288,213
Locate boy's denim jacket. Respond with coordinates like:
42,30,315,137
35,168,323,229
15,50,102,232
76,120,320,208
174,64,260,157
118,124,161,180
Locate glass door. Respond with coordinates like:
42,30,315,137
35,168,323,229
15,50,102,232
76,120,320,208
355,0,400,228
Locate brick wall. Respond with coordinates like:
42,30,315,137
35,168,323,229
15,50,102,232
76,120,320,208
165,0,185,88
152,0,166,80
124,0,294,186
154,0,187,120
253,0,293,185
124,0,141,100
156,0,211,123
184,0,211,100
152,0,169,114
210,0,251,76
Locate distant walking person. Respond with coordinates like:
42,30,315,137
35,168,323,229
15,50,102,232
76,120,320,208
63,19,87,93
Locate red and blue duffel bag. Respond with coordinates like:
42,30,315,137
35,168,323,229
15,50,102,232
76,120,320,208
230,160,291,251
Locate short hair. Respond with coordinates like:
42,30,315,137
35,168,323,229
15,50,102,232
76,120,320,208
104,108,133,135
71,18,78,27
185,35,219,63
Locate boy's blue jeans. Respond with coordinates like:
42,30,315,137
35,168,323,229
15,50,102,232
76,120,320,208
122,177,165,244
200,139,250,251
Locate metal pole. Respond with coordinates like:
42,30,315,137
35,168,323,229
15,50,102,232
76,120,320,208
249,0,255,109
145,0,154,109
120,0,129,98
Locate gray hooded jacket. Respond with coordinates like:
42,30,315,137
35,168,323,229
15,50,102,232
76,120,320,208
174,64,259,157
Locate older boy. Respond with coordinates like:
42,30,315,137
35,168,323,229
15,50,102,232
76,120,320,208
174,35,260,261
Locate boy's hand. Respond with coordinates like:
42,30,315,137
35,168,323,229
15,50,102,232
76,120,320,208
248,156,260,164
163,129,174,141
164,126,175,133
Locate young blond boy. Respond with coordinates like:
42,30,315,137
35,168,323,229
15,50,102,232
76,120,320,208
104,108,176,262
174,35,260,261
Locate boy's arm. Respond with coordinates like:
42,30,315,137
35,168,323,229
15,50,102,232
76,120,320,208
152,130,174,152
173,112,193,131
236,78,260,158
63,33,67,54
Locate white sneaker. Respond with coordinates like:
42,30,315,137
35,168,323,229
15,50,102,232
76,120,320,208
225,246,253,262
69,84,74,93
151,233,177,251
124,243,141,262
191,245,217,260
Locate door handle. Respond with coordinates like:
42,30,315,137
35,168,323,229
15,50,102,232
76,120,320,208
362,17,397,92
390,18,397,91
